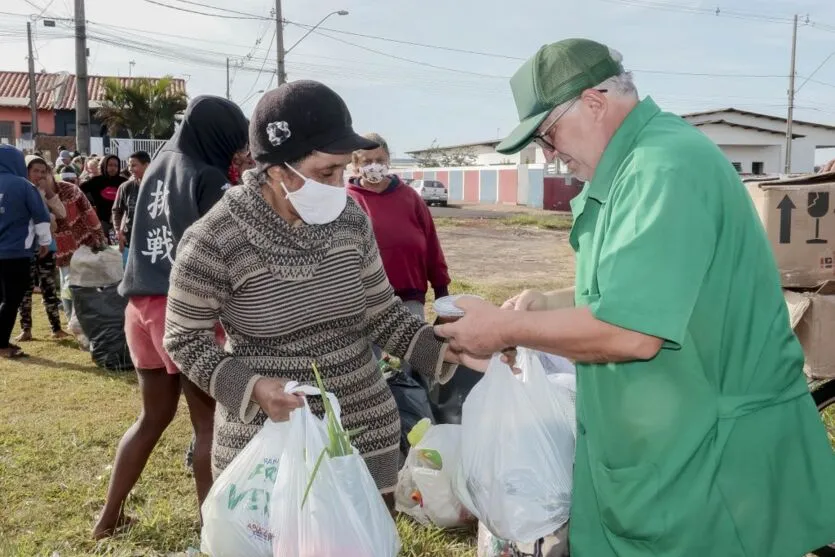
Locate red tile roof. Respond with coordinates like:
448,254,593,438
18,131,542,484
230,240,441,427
0,71,187,111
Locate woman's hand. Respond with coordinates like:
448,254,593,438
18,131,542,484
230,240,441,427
252,377,305,422
443,348,490,372
502,289,548,311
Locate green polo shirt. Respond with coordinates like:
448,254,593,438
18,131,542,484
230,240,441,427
568,97,835,557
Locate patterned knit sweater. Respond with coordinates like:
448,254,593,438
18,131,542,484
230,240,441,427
164,175,455,492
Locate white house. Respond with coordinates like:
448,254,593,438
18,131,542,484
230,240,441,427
407,108,835,175
406,140,543,167
681,108,835,174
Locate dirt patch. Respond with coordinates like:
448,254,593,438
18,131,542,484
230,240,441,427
437,222,575,290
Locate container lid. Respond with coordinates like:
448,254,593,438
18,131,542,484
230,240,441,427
433,294,484,317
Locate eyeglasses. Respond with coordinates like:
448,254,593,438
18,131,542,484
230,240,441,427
532,89,608,152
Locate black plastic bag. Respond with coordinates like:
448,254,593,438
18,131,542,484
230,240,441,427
71,283,134,371
419,366,483,425
387,369,435,457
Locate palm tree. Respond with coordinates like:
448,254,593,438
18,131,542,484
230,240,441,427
97,76,188,139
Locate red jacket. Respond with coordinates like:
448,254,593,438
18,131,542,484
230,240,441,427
54,181,105,268
347,176,450,304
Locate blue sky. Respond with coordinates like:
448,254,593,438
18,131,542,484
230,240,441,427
3,0,835,162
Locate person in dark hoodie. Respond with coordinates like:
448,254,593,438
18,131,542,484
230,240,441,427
81,154,125,242
94,96,249,539
0,145,52,359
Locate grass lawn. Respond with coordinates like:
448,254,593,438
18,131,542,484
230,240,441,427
0,280,547,557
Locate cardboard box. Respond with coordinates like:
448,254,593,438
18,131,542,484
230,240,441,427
784,283,835,379
746,171,835,288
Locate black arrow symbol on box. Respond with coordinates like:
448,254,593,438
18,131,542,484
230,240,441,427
777,195,795,244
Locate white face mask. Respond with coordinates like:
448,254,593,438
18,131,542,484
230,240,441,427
281,163,347,225
360,162,388,184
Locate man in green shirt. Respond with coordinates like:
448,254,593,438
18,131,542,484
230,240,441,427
436,38,835,557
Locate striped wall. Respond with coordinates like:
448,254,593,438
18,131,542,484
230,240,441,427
397,164,575,210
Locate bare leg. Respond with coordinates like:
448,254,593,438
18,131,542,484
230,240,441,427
181,376,216,519
93,369,180,539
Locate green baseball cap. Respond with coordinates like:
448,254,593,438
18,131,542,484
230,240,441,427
496,38,624,155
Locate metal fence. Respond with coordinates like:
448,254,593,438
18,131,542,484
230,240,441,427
109,138,167,162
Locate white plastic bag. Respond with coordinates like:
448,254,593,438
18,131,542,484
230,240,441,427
454,348,576,543
68,245,123,287
272,384,400,557
200,420,290,556
395,424,473,528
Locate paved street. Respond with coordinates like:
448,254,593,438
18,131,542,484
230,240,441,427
429,204,525,219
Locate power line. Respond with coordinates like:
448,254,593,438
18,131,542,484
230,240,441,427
310,29,514,79
284,20,526,61
241,30,276,104
140,0,267,20
162,0,270,20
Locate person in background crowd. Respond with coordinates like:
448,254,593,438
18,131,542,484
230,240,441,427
163,82,480,515
15,156,69,342
436,38,835,557
347,133,456,433
81,154,125,242
349,132,450,319
71,155,86,176
80,156,101,183
57,150,73,168
227,148,256,185
94,96,249,540
51,165,106,319
112,151,151,267
0,145,52,359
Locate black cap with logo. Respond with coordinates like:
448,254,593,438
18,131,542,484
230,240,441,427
249,80,378,170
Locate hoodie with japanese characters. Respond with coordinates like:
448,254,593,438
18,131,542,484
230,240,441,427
0,144,51,260
119,96,248,297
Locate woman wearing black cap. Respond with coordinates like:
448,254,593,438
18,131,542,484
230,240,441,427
164,81,482,501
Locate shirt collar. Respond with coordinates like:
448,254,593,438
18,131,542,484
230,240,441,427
585,96,661,203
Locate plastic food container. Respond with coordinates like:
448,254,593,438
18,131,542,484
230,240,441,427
433,295,484,324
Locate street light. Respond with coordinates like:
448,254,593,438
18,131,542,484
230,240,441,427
285,10,348,55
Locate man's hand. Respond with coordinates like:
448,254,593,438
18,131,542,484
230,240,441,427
502,289,548,311
252,377,305,422
38,245,49,259
820,159,835,174
434,297,513,358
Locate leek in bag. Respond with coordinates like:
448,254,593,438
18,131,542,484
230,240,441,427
453,348,576,543
272,364,400,557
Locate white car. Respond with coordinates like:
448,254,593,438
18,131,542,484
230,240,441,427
410,179,449,206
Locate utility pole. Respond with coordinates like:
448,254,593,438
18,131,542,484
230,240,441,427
226,57,231,99
785,14,798,174
275,0,286,85
74,0,90,154
26,22,38,139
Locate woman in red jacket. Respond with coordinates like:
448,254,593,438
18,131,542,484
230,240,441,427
348,133,450,317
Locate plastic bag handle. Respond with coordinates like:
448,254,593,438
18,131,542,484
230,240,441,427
284,381,342,422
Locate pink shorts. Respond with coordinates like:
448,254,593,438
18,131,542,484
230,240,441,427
125,295,227,375
125,296,180,374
